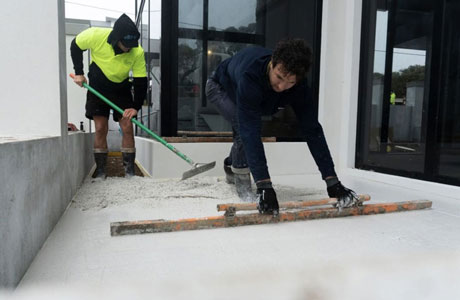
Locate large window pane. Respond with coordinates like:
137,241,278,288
172,0,321,135
208,0,257,33
177,38,202,131
382,3,432,172
179,0,203,29
358,0,460,186
362,0,433,174
389,48,426,152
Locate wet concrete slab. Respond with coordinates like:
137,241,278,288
11,173,460,299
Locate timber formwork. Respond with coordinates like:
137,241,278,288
110,197,432,236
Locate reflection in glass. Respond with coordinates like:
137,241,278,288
369,10,388,151
175,0,319,135
198,42,254,132
208,0,257,33
179,0,203,29
207,41,252,72
378,1,434,174
359,0,460,185
388,49,426,153
177,39,202,131
365,1,433,174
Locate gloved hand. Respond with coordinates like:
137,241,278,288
256,181,279,216
326,177,359,209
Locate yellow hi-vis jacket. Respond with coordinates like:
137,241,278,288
76,27,147,83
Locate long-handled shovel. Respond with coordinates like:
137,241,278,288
70,74,216,180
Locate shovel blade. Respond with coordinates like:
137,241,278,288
181,161,216,180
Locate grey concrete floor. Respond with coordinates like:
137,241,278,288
8,174,460,299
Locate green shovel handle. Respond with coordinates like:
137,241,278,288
69,73,195,166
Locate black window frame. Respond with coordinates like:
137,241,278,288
161,0,323,137
356,0,460,187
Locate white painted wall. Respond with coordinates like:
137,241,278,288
0,0,66,137
65,19,114,134
0,0,97,288
66,28,92,132
135,137,318,180
318,0,362,172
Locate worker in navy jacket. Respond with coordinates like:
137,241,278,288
205,38,358,215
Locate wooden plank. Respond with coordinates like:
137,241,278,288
163,137,276,143
217,194,371,214
177,130,233,137
110,200,432,236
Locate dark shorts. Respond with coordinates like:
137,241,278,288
85,88,134,122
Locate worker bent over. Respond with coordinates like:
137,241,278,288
206,39,359,215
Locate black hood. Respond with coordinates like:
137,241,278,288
107,14,140,48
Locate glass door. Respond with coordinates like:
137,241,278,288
358,0,434,175
358,0,460,186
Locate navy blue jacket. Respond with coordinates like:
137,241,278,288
212,47,337,182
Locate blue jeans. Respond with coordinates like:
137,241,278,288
205,79,248,170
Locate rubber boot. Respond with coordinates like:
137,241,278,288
232,167,254,202
93,150,107,179
121,148,136,178
224,162,234,184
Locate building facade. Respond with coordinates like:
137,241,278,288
156,0,460,186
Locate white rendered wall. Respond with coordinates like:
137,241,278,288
65,20,113,134
66,33,91,131
318,0,362,171
135,137,318,180
0,0,67,137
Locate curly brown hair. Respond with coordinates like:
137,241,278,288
271,38,312,83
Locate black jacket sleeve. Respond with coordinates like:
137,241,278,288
70,38,85,75
133,77,148,111
290,83,337,179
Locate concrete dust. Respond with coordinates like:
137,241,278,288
71,176,326,211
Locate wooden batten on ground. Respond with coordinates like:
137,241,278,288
218,194,371,216
110,200,432,236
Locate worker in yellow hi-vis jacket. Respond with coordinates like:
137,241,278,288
390,91,396,105
70,14,147,179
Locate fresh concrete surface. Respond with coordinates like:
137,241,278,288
0,133,94,288
7,172,460,299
